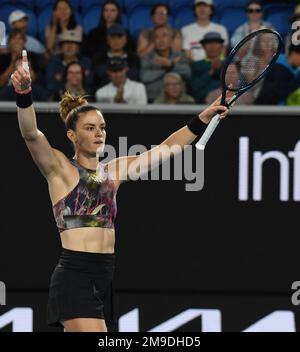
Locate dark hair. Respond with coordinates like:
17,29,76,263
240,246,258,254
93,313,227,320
247,0,263,9
8,29,25,42
63,61,86,88
98,0,122,31
193,2,215,20
289,43,300,55
50,0,77,35
151,3,170,17
60,92,99,130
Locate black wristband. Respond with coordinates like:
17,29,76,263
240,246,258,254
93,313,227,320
187,116,207,135
16,90,33,108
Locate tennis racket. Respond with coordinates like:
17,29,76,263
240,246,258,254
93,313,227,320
195,29,283,150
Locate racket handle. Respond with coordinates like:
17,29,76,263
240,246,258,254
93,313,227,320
195,114,221,150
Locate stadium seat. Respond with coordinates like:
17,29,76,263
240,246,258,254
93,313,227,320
38,5,82,43
0,5,37,36
168,0,193,15
83,6,101,34
83,7,128,34
125,0,168,15
128,6,153,39
265,5,295,38
80,0,105,15
0,0,35,10
174,7,195,30
35,0,80,14
218,6,247,36
213,0,249,9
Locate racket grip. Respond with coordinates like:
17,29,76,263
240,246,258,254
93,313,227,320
195,114,221,150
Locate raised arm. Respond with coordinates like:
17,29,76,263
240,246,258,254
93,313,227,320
12,52,63,179
108,97,230,185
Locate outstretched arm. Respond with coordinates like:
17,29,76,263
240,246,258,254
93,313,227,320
13,52,64,179
108,97,230,185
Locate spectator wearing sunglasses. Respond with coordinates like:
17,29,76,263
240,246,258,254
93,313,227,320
230,1,274,48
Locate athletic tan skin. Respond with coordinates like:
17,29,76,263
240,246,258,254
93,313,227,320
12,53,230,332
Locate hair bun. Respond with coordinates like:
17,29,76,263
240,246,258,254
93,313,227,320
59,91,88,122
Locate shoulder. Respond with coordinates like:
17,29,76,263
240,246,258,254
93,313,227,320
210,22,228,32
181,22,197,33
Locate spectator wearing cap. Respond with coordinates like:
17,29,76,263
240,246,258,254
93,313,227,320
0,30,44,89
92,24,140,90
231,1,274,48
181,0,228,62
83,0,134,58
46,30,92,94
190,32,225,103
154,72,195,104
137,3,182,58
95,57,147,104
46,0,83,55
6,10,46,55
52,61,90,101
141,25,191,103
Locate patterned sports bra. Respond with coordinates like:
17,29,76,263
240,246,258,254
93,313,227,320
53,158,117,233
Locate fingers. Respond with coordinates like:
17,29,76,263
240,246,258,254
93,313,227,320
14,69,30,85
11,74,22,89
209,105,229,118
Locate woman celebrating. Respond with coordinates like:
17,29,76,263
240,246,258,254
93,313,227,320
11,52,229,332
46,0,82,55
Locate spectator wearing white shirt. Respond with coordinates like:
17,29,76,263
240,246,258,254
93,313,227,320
181,0,228,62
95,57,147,104
6,10,46,55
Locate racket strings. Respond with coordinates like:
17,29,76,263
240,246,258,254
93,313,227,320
225,32,280,91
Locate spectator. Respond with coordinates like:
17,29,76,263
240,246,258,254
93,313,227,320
83,0,134,58
0,30,44,89
46,30,92,94
45,0,83,55
141,25,191,103
231,1,274,48
0,56,49,101
255,44,300,105
92,24,140,89
52,61,90,101
154,72,195,104
240,31,277,100
137,3,182,58
190,32,224,103
7,10,46,55
181,0,228,62
95,57,147,104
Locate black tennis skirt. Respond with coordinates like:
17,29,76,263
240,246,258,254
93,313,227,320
47,248,115,329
